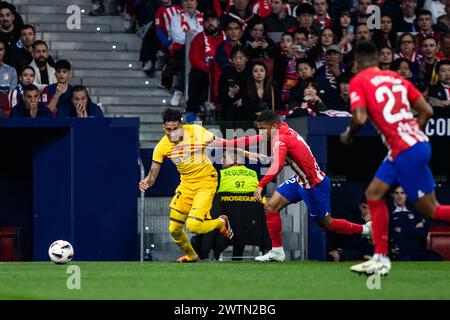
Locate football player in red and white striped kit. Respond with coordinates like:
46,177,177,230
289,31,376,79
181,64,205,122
218,111,372,262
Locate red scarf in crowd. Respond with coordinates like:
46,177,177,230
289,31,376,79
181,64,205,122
250,0,272,18
203,30,227,64
212,0,233,17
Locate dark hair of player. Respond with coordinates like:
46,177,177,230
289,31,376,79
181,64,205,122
354,40,379,69
162,108,182,123
256,110,281,124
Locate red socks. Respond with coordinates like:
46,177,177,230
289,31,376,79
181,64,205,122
368,199,389,255
265,211,283,247
329,219,363,235
433,205,450,222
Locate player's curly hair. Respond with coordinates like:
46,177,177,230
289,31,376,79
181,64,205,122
256,110,281,124
162,108,182,123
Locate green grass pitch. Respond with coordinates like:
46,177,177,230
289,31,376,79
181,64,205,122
1,261,449,300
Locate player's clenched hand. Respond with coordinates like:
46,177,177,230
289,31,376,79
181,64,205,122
253,186,263,202
139,177,151,192
340,127,353,145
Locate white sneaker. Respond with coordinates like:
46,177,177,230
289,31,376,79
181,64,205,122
350,257,391,276
170,90,183,106
255,250,285,262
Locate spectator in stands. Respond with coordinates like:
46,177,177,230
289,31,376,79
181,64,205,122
219,45,251,128
328,196,373,262
41,60,74,117
424,0,447,25
156,0,182,89
395,32,423,78
389,186,443,261
373,14,398,51
397,0,420,32
287,77,326,117
330,72,352,112
427,59,450,110
332,7,354,55
309,27,337,69
441,32,450,58
0,39,16,95
391,57,426,90
264,0,298,32
8,24,35,72
168,0,204,106
295,3,320,38
312,0,331,30
186,10,226,122
30,40,56,91
0,2,20,60
379,46,394,70
273,32,299,105
245,61,281,119
215,19,244,71
355,23,372,44
416,9,442,51
220,0,258,30
244,20,278,60
419,36,441,86
70,85,104,118
10,84,61,118
288,57,315,108
351,0,374,26
7,65,34,117
316,44,345,108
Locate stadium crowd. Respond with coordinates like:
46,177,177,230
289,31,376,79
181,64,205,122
131,0,450,125
0,1,104,118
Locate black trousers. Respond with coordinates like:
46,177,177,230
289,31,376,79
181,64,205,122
186,68,209,113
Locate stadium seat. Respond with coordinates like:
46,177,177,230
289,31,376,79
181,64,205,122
427,226,450,261
0,227,19,261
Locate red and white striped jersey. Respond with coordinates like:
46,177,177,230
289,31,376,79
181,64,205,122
223,122,325,189
349,67,429,160
154,4,181,36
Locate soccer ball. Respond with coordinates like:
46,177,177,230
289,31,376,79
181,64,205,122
48,240,74,264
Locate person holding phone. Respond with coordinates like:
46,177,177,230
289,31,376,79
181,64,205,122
218,45,252,131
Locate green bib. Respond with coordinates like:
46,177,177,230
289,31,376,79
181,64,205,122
218,166,259,194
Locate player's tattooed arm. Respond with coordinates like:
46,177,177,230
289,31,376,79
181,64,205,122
138,162,161,192
341,107,368,145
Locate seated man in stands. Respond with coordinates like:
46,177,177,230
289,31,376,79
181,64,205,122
427,59,450,115
0,2,21,61
30,40,56,91
8,24,36,72
389,186,443,261
41,59,73,117
70,85,104,118
10,84,62,118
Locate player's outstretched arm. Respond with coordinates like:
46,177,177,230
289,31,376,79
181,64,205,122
139,162,161,192
340,107,368,145
411,95,434,130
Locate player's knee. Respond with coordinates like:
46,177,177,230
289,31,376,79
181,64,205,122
186,218,203,234
168,222,183,236
365,188,383,201
264,202,277,213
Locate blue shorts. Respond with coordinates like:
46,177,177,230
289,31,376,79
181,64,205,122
375,142,435,202
276,175,331,220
